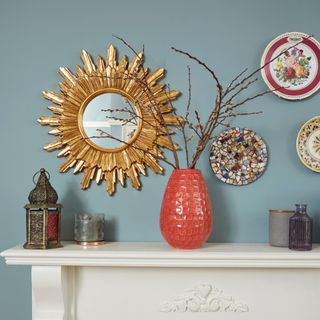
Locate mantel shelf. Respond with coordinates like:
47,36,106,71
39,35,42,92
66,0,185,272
2,241,320,268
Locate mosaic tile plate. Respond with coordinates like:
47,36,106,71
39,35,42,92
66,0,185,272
296,116,320,172
261,32,320,100
209,127,268,186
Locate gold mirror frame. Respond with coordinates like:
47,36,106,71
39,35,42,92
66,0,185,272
38,45,180,195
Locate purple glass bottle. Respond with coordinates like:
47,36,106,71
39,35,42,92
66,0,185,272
289,204,312,251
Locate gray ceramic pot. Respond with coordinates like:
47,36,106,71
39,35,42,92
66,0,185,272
269,210,295,247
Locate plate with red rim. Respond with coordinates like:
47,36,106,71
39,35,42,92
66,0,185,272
261,32,320,100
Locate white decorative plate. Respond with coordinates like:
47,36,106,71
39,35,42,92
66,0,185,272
261,32,320,100
296,116,320,172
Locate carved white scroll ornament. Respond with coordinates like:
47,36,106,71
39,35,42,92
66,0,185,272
159,284,249,313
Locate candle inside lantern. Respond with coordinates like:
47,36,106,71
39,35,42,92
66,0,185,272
74,213,105,245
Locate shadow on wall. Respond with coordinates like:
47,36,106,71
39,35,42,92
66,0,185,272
206,179,232,243
60,181,118,241
312,208,320,243
60,182,88,240
104,216,117,241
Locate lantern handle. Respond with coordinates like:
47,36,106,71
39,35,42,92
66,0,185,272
32,168,51,185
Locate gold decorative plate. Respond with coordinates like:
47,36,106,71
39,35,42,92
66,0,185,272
38,45,181,195
296,116,320,172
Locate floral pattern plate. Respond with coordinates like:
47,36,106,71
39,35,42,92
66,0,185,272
261,32,320,100
209,127,268,186
296,116,320,172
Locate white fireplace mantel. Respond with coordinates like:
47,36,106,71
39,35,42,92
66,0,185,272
2,242,320,319
3,241,320,268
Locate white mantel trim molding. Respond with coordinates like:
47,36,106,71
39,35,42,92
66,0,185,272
2,242,320,268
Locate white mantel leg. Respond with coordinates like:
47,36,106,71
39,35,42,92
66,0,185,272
32,266,75,320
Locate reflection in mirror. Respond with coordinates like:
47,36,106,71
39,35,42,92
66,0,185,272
82,93,138,149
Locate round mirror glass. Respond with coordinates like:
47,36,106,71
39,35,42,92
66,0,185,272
82,93,139,150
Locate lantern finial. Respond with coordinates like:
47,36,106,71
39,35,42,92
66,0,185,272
28,168,58,205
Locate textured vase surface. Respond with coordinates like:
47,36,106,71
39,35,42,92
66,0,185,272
160,169,213,249
289,204,313,251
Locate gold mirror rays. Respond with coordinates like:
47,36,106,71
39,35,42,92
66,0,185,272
38,45,181,195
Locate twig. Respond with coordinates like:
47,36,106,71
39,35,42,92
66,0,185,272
223,78,258,106
225,34,313,95
226,68,248,92
171,47,223,91
93,129,177,169
113,35,145,61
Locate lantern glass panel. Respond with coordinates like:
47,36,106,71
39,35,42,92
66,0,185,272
48,209,59,241
29,209,45,245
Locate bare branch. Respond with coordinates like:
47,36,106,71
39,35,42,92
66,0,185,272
186,66,192,116
226,34,313,95
227,88,276,111
171,47,222,91
93,129,177,169
223,78,259,106
226,68,248,92
112,35,144,60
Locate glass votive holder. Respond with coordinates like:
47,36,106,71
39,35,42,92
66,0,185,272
74,213,105,246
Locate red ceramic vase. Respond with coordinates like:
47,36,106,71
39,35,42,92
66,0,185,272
160,169,213,249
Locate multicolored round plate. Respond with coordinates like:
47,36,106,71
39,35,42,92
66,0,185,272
261,32,320,100
209,127,268,186
296,116,320,172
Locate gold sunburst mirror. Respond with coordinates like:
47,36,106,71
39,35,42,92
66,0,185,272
38,45,180,195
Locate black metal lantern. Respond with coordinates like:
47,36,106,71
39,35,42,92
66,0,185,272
24,168,63,249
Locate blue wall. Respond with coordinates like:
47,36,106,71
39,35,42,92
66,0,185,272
1,0,320,318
